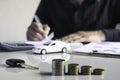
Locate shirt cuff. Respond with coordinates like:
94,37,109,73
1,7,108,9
102,29,120,41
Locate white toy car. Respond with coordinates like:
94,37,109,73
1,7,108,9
32,40,71,54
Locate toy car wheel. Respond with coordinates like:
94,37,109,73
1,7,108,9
41,49,47,54
62,47,67,53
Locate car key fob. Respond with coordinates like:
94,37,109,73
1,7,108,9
6,58,25,67
6,58,39,69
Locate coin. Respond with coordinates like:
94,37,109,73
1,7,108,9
81,65,92,75
93,68,104,75
68,63,80,75
52,59,65,76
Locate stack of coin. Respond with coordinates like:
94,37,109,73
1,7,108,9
81,65,92,75
68,63,80,75
52,59,65,76
93,68,104,75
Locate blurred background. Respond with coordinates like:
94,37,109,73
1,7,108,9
0,0,40,42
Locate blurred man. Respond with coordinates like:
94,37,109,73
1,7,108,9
27,0,120,42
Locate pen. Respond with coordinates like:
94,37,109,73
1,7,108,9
34,15,43,27
34,15,54,40
34,15,50,40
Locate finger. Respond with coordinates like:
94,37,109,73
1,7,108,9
27,27,44,41
31,22,45,36
61,31,83,41
27,32,35,41
27,32,44,41
78,37,89,42
43,24,50,37
61,35,83,43
27,27,35,41
27,27,36,37
35,32,44,40
60,33,77,41
67,36,84,43
64,36,80,43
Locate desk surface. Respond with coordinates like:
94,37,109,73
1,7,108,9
0,51,120,80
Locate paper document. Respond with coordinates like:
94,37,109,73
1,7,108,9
68,42,83,50
74,42,120,55
26,38,51,46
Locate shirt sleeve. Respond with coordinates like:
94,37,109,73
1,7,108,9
35,0,47,24
102,0,120,41
103,29,120,41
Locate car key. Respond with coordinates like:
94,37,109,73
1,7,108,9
6,58,39,70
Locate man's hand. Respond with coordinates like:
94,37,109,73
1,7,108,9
26,22,50,41
60,30,105,43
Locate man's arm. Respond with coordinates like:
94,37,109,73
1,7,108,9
27,0,50,41
60,30,105,42
102,0,120,41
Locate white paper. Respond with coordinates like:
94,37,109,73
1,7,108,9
26,37,51,46
68,42,83,50
74,42,120,55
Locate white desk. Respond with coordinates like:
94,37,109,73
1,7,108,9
0,51,120,80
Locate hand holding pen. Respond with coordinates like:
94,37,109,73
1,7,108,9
27,15,50,41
